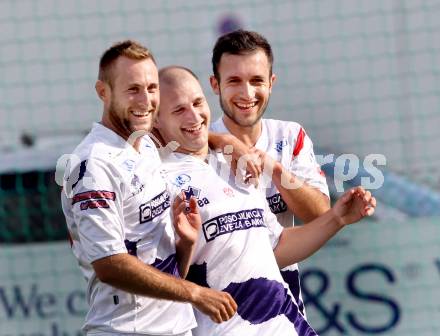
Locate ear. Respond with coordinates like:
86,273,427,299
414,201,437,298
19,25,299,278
269,74,276,93
95,80,108,102
210,75,220,95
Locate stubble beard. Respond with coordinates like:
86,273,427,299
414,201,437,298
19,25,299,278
219,93,269,128
108,99,133,140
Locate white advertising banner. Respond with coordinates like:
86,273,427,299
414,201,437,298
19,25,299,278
0,242,86,336
0,218,439,335
301,218,440,335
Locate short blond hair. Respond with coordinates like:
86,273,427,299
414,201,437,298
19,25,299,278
98,40,156,85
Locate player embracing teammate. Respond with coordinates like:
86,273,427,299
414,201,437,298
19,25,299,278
61,31,376,336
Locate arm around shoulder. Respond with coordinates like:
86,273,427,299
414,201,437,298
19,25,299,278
92,252,238,323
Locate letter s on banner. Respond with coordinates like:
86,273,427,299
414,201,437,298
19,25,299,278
362,154,386,190
346,263,400,333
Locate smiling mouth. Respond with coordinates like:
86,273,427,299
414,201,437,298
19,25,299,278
182,124,204,134
234,102,258,110
130,110,151,118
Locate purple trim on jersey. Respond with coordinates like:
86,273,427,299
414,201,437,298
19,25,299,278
224,277,317,335
71,160,87,189
124,239,140,257
151,254,180,278
281,269,305,315
187,262,209,288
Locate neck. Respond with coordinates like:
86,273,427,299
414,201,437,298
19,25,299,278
169,142,209,161
222,116,262,147
101,116,142,152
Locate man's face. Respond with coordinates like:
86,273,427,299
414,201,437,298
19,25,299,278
210,49,275,128
156,72,210,156
106,56,159,138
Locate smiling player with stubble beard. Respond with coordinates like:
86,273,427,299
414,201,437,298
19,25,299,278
61,40,237,336
209,30,332,317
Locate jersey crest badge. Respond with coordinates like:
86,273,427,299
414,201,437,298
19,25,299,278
174,173,191,187
275,139,288,153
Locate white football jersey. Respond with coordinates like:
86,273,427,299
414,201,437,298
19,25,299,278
211,117,329,316
161,151,317,336
61,123,196,335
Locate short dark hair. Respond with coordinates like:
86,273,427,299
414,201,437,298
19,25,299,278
98,40,156,85
212,29,273,80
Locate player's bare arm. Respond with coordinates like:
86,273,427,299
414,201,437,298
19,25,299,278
273,186,376,268
92,253,237,323
208,133,329,220
208,131,262,182
172,193,200,278
256,148,330,222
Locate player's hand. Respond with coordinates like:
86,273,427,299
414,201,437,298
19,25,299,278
191,286,237,323
172,192,201,246
221,135,262,184
250,148,276,175
332,186,376,226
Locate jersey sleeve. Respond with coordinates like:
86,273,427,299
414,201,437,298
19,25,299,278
289,127,329,197
260,191,284,248
66,157,127,263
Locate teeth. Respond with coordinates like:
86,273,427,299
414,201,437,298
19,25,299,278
236,102,257,109
131,111,150,117
184,125,202,132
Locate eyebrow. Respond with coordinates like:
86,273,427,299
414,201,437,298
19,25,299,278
126,81,159,88
172,102,185,110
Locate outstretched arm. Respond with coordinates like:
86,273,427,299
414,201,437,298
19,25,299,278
273,186,376,268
